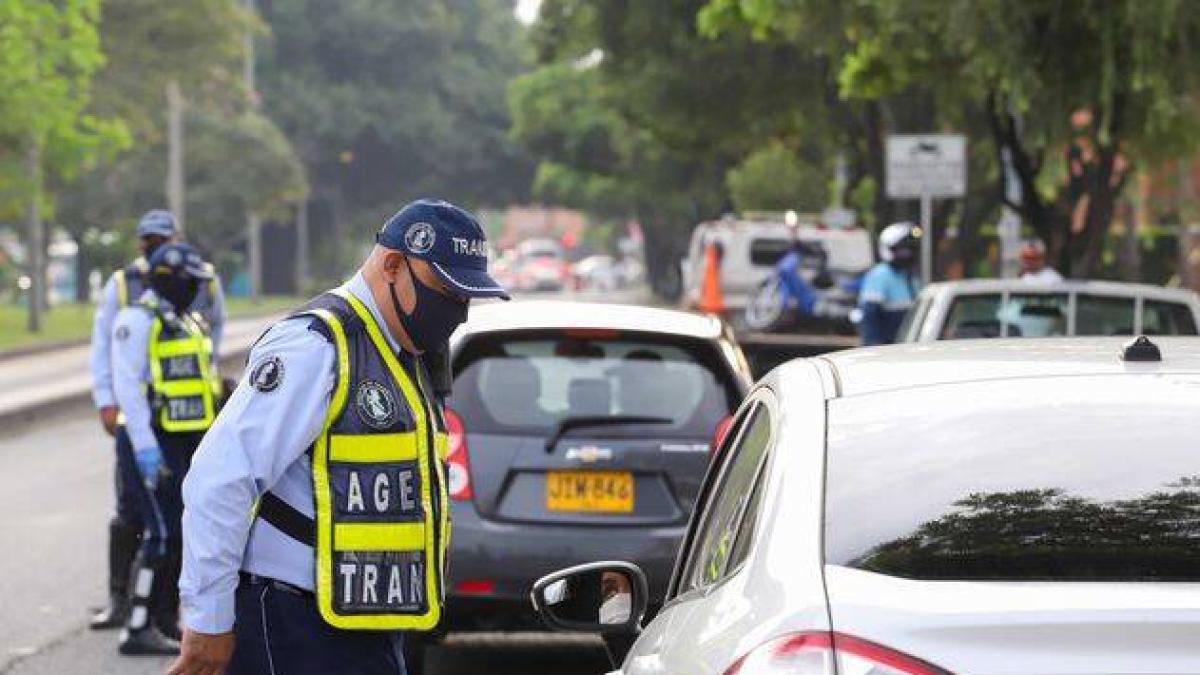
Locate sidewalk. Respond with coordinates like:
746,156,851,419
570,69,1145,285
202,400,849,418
0,313,282,430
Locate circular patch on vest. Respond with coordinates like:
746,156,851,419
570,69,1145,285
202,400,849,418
115,325,130,341
250,356,284,393
355,380,398,430
404,222,436,255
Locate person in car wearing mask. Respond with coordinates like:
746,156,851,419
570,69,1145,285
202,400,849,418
88,210,225,636
110,243,222,655
857,222,921,346
169,200,508,675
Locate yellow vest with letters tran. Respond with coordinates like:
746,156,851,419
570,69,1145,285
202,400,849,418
260,288,451,631
142,299,219,433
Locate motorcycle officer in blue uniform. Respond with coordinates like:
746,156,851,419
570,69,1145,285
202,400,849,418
111,243,224,655
89,210,225,633
858,222,921,345
169,199,509,675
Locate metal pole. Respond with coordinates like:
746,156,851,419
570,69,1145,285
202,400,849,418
166,80,185,231
295,199,309,293
920,192,933,285
25,138,43,332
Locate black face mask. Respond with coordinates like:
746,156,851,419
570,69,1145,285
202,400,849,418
389,258,468,354
154,275,200,311
890,243,918,270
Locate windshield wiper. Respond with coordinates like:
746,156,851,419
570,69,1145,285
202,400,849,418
544,415,673,453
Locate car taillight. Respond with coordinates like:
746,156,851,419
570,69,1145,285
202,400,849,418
723,632,951,675
711,414,734,455
445,408,472,501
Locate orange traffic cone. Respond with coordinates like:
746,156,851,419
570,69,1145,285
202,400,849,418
698,241,725,316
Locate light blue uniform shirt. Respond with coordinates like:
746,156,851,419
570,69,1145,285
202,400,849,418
91,261,226,409
857,262,919,312
110,290,183,452
179,274,401,634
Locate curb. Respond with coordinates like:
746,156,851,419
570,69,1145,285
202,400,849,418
0,339,88,363
0,348,254,439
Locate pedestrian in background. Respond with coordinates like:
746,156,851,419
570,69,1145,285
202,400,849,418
170,199,508,675
88,210,225,636
110,242,224,655
1018,239,1065,283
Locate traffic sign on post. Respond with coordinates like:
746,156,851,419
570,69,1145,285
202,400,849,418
886,134,967,285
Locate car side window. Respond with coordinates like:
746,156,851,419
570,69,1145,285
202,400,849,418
681,403,773,592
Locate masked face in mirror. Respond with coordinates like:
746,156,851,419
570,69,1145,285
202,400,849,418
540,569,635,626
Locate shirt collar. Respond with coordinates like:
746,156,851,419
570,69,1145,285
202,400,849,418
344,272,402,354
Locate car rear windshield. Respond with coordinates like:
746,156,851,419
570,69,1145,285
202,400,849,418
450,331,738,438
825,375,1200,581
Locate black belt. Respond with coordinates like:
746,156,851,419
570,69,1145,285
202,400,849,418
258,492,316,547
239,571,314,598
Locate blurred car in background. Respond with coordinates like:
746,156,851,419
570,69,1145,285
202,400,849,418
533,337,1200,674
899,279,1200,342
513,238,569,292
414,301,751,663
681,216,873,315
572,254,618,292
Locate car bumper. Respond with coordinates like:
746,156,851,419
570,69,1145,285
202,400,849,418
444,507,684,631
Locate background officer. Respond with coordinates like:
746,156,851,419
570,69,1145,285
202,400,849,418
88,210,226,631
111,243,222,655
858,221,921,345
170,199,508,675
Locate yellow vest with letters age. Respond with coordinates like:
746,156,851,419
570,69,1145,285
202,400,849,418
259,287,450,631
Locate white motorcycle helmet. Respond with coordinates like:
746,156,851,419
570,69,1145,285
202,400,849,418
878,221,921,264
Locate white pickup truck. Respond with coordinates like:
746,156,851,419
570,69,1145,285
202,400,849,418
898,279,1200,342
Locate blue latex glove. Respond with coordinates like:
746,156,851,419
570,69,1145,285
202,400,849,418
135,446,163,488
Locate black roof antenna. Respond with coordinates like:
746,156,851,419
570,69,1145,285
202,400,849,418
1121,336,1162,362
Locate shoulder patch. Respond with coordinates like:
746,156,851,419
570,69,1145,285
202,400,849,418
115,325,130,341
250,356,285,393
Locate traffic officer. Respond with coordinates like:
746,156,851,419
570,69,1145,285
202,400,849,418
170,199,508,675
858,221,921,345
111,242,223,655
89,209,226,632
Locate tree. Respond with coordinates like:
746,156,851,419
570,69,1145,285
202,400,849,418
516,0,846,295
726,142,827,213
0,0,127,328
257,0,533,277
702,0,1200,277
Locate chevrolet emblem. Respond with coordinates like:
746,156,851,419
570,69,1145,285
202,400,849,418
564,445,613,463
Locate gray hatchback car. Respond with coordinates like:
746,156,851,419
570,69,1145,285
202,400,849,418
408,301,750,661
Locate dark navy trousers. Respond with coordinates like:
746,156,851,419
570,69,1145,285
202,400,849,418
113,426,144,530
227,575,407,675
121,426,200,564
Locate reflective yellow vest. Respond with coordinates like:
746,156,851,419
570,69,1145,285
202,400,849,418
262,288,450,631
143,299,219,433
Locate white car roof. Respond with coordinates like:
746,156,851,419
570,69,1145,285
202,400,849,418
455,300,725,340
921,278,1200,303
796,337,1200,398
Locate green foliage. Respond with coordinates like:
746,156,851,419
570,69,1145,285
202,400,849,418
0,0,128,219
92,0,253,138
185,109,308,253
726,142,826,213
258,0,533,229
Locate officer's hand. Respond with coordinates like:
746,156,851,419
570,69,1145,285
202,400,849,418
167,629,235,675
135,446,163,488
98,406,119,436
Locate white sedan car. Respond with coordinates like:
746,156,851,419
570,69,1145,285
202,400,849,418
533,337,1200,674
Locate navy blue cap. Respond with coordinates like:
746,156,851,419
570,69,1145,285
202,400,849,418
137,209,178,238
148,243,213,280
376,199,510,300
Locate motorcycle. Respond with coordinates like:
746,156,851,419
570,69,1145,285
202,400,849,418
743,241,862,333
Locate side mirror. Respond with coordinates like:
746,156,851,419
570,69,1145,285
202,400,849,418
530,561,649,635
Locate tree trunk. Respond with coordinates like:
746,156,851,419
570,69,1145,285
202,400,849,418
167,80,186,231
73,232,90,303
295,198,309,295
26,139,44,332
864,101,890,236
